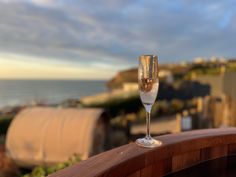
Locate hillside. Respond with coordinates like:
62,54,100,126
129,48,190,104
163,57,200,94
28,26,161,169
107,64,191,90
107,58,236,90
107,68,138,90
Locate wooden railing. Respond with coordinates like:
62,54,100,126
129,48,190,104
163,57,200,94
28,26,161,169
49,128,236,177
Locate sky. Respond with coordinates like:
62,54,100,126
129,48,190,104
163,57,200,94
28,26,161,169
0,0,235,79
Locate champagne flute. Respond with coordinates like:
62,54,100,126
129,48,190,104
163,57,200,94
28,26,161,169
135,55,162,148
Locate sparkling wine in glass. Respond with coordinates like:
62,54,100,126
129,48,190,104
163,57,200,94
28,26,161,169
135,55,162,148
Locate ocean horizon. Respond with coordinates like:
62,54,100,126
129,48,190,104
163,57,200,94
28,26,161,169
0,79,107,108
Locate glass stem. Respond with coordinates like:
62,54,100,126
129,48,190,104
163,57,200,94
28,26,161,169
146,110,151,139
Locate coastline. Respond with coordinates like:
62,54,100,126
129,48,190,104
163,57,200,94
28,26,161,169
0,79,107,111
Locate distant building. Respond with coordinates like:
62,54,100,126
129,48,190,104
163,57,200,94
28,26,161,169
193,75,224,97
122,82,138,92
159,70,174,84
222,72,236,127
198,72,236,128
193,57,206,64
224,72,236,101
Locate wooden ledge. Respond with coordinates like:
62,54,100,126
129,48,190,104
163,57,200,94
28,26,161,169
49,128,236,177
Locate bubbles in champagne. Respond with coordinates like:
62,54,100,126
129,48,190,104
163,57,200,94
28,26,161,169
140,81,159,105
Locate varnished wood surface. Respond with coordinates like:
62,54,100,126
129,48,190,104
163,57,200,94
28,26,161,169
165,156,236,177
48,128,236,177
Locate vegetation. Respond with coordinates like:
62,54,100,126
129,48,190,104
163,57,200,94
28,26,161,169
22,154,81,177
184,62,236,78
136,99,195,123
82,94,142,117
226,63,236,72
0,115,14,136
109,98,196,127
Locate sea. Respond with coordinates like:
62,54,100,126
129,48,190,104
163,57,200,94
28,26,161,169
0,80,107,108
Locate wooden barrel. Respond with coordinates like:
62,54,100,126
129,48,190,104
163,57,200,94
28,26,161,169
48,128,236,177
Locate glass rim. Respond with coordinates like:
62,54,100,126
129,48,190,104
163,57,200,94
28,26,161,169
139,55,158,59
140,54,157,57
139,55,158,62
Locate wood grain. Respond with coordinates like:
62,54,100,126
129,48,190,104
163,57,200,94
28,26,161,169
48,128,236,177
228,143,236,155
127,171,140,177
172,150,200,171
129,158,172,177
200,145,228,161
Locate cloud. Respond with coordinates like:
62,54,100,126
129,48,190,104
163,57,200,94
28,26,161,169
0,0,235,76
0,0,58,6
31,0,56,5
0,53,118,79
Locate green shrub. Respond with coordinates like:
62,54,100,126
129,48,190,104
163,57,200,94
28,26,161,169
22,154,81,177
83,94,142,117
32,167,46,177
189,66,221,76
170,99,185,113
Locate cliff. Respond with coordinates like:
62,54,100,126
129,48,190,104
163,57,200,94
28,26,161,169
107,64,191,90
107,68,138,90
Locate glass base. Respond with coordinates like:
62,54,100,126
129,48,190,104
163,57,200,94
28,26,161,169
135,137,162,148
